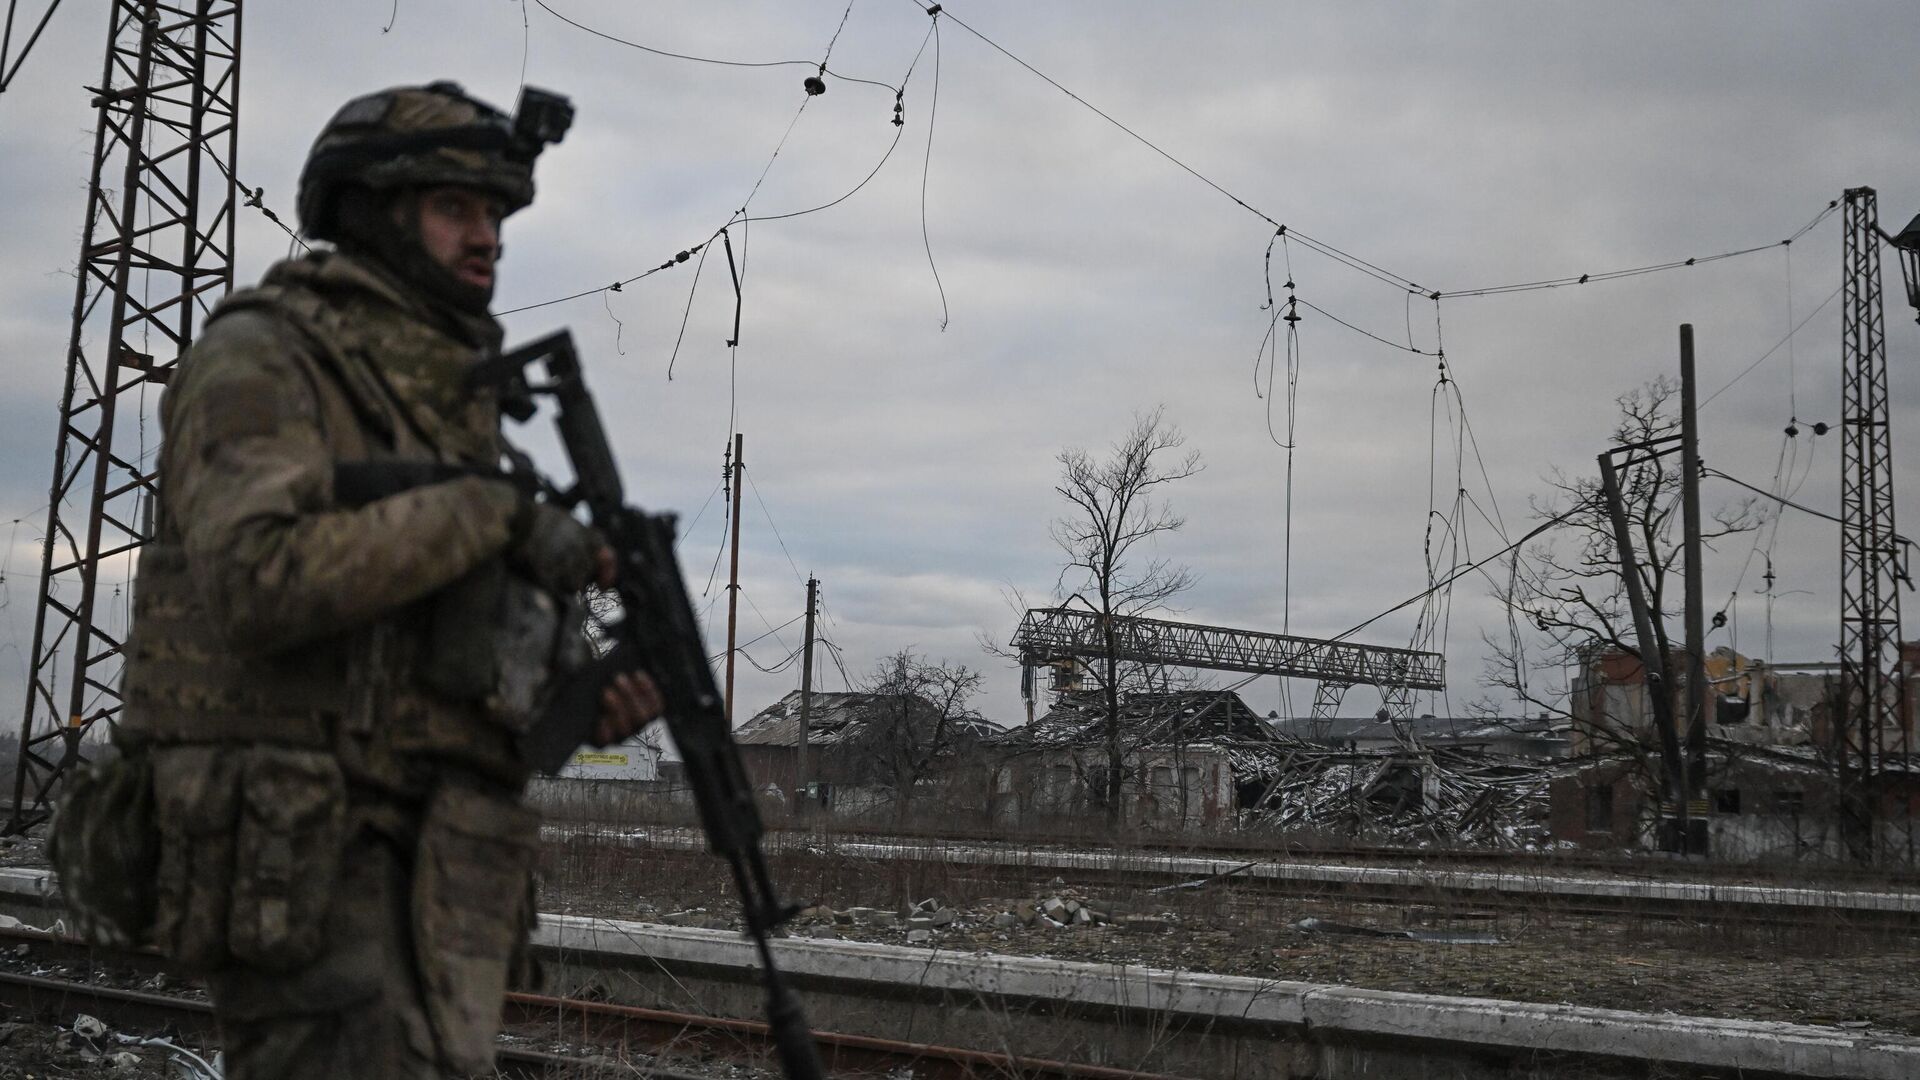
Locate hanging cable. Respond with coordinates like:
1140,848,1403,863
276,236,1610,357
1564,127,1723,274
744,588,794,647
207,156,310,254
917,6,949,329
1332,505,1588,645
711,615,807,663
702,444,733,596
745,471,808,588
601,286,625,354
501,15,933,319
675,477,726,548
530,0,898,91
898,1,1839,305
1698,283,1843,408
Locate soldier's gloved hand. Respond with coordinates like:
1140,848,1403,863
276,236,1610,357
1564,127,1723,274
507,500,601,593
595,671,664,747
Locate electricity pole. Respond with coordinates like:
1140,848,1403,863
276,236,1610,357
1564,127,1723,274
797,575,817,810
9,0,242,834
1837,186,1905,862
723,432,744,724
1680,324,1709,807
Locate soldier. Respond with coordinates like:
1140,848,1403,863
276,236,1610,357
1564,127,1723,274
116,82,659,1078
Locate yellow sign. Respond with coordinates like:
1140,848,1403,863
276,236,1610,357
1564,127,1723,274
571,752,629,767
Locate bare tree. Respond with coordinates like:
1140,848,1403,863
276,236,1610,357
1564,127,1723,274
863,649,985,821
1482,377,1754,809
1051,407,1203,826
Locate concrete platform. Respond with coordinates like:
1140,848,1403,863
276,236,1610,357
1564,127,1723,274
554,825,1920,919
6,864,1914,1077
536,911,1920,1079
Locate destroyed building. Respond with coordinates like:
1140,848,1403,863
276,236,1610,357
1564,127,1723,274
735,690,1004,813
985,690,1559,843
1243,728,1555,847
988,690,1276,827
1267,714,1571,760
1553,645,1920,856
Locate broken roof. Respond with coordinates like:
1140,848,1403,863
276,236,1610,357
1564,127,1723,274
1006,690,1276,749
736,690,1005,748
1269,714,1567,746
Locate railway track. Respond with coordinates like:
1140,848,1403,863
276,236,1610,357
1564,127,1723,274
0,928,1193,1079
529,804,1920,890
740,821,1920,889
553,825,1920,928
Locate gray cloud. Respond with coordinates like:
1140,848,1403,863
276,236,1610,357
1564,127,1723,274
4,1,1919,729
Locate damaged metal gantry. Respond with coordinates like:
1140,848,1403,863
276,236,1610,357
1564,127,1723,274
1011,607,1444,719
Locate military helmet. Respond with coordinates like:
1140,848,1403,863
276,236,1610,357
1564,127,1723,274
297,80,573,242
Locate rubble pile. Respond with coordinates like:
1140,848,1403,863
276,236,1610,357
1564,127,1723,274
1247,738,1551,847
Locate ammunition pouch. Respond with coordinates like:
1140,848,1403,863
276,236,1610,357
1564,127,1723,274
149,747,348,975
47,747,161,950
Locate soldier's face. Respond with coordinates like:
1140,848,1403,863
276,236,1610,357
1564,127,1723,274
409,185,506,294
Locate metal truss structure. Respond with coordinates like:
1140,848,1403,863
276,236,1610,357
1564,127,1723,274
1011,607,1445,720
8,0,242,832
0,0,65,94
1837,186,1911,861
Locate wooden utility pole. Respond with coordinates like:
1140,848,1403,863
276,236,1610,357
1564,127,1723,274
1599,451,1690,845
797,576,818,808
724,433,744,723
1679,324,1709,806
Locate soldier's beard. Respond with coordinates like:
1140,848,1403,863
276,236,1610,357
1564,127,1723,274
336,189,494,318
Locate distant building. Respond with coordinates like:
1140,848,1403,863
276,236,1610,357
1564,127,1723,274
734,690,1004,811
1567,645,1858,752
556,733,663,781
1552,644,1920,857
990,690,1276,827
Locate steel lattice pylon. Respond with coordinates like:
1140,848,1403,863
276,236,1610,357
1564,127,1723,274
1837,186,1909,862
8,0,242,833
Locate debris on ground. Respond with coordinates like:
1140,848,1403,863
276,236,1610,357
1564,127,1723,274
1292,916,1500,945
1243,734,1552,847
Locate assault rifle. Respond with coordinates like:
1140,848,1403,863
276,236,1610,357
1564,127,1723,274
342,330,824,1080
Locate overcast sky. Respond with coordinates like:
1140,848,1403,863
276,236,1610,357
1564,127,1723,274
3,1,1920,738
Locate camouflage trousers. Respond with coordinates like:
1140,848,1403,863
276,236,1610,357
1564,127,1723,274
207,830,445,1079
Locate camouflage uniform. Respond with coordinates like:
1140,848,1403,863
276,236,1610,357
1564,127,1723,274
119,83,576,1079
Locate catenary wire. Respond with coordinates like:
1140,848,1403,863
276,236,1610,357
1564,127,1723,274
1698,282,1844,409
707,613,804,662
819,0,857,72
742,589,795,655
530,0,899,92
500,15,932,318
1331,504,1587,646
900,1,1840,303
675,477,726,547
744,471,808,588
1706,467,1913,545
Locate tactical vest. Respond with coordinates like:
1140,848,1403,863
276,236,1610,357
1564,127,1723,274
121,252,528,796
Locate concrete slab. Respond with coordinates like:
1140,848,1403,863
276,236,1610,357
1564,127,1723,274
557,825,1920,916
536,912,1920,1079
